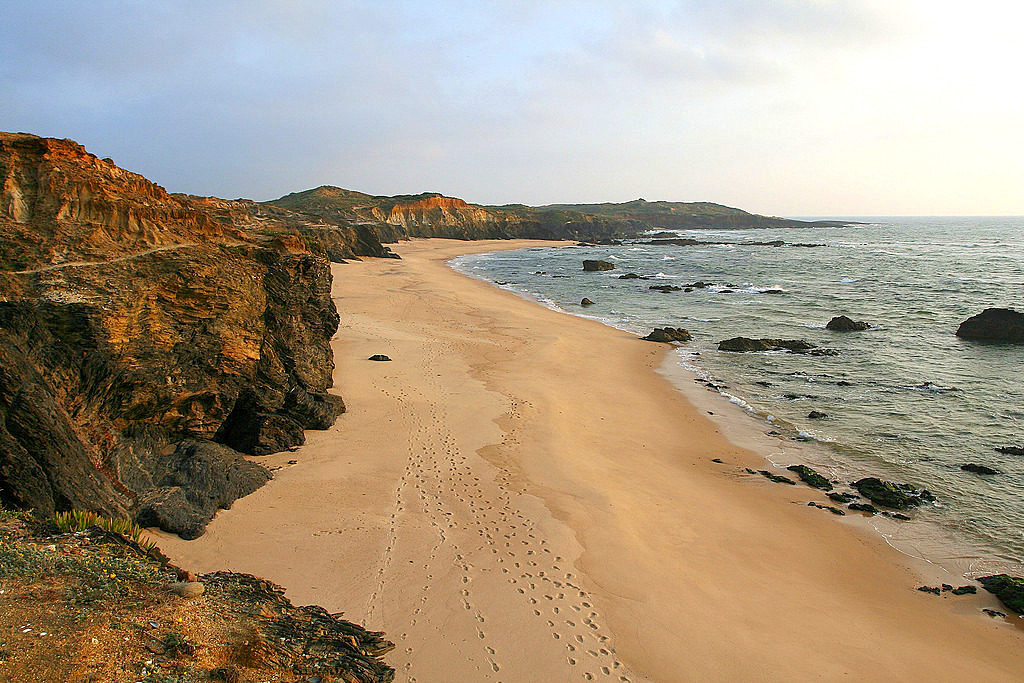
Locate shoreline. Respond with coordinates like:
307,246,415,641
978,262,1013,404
158,238,1024,680
454,244,1024,581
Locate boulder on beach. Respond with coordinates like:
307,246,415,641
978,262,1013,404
826,315,870,332
582,259,615,271
852,477,935,510
955,308,1024,343
978,575,1024,613
581,298,595,306
642,327,692,343
368,354,392,361
786,464,833,490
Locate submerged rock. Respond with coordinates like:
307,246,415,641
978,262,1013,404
955,308,1024,343
848,502,879,514
852,477,934,510
618,272,646,280
649,284,682,293
983,608,1007,618
641,327,692,343
581,298,595,306
786,465,833,491
978,575,1024,613
995,445,1024,455
718,337,819,353
756,469,796,485
807,411,828,420
960,463,1000,475
826,315,871,331
582,259,615,271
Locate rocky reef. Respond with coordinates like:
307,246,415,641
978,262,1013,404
0,133,391,537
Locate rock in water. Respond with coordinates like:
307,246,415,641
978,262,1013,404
582,259,615,271
995,445,1024,455
786,464,833,490
977,575,1024,613
807,411,828,420
852,477,935,510
618,272,645,280
955,308,1024,343
368,354,392,361
717,337,817,353
649,284,682,293
826,315,870,331
581,298,595,306
960,463,1000,475
641,327,692,343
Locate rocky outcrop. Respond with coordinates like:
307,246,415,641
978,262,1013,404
978,575,1024,613
583,259,614,271
718,338,817,353
955,308,1024,343
641,328,691,343
852,478,935,510
786,464,833,490
0,133,355,536
826,315,870,331
960,463,999,475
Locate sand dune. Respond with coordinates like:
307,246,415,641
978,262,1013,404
159,238,1024,681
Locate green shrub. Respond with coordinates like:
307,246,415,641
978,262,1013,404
52,510,157,553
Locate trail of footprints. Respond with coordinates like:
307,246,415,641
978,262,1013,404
374,340,630,681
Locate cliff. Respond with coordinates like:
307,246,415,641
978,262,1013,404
0,133,389,538
268,187,847,243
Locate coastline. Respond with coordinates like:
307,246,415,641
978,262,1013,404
157,238,1024,680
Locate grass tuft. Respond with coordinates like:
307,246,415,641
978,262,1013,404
52,510,158,553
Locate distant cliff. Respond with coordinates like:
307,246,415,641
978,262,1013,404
0,133,393,538
268,186,848,243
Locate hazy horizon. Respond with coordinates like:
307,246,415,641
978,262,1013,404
2,1,1022,216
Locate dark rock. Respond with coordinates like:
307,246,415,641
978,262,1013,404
786,465,833,491
755,381,773,387
983,608,1007,618
719,289,734,294
941,584,954,592
883,511,912,521
827,492,858,504
978,575,1024,613
685,282,712,289
641,327,691,343
684,287,693,292
848,502,878,514
762,289,784,294
135,439,271,539
582,260,615,271
917,586,941,595
807,411,828,420
618,273,646,280
852,477,935,510
757,470,796,485
995,445,1024,455
581,298,595,306
952,585,977,595
826,315,871,332
955,308,1024,343
368,354,392,362
717,337,817,353
808,502,845,515
960,463,1000,475
836,380,853,386
649,284,682,293
711,458,724,463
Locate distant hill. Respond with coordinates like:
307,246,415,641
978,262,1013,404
539,198,849,230
268,187,850,242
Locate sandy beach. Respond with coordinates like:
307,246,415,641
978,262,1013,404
159,238,1024,681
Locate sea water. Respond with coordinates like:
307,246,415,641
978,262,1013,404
451,217,1024,575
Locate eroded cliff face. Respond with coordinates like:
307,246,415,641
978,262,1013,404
0,133,358,538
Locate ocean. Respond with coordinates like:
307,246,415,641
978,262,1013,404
451,217,1024,576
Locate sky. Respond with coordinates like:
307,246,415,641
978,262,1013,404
2,0,1022,216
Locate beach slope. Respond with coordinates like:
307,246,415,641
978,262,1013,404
159,238,1024,681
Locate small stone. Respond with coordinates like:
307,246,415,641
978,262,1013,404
368,354,391,362
170,581,204,598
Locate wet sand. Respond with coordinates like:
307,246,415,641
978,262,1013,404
159,238,1024,681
